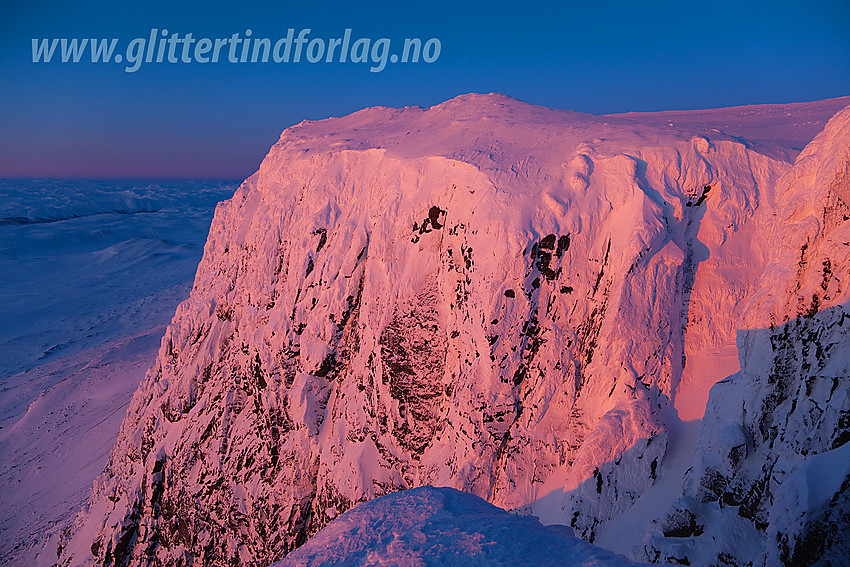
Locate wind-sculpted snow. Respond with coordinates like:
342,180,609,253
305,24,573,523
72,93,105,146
272,485,641,567
57,94,850,566
643,104,850,566
607,95,850,163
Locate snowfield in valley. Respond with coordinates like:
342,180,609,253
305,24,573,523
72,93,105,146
0,180,235,565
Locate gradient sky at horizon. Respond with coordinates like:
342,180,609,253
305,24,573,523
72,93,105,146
1,0,848,179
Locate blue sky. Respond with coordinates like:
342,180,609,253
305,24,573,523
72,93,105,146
1,0,848,179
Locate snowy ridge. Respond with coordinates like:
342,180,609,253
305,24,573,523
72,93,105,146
606,95,850,163
57,94,850,566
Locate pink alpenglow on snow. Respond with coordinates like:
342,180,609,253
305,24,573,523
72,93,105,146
45,93,850,567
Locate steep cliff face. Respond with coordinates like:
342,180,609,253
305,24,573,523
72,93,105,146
644,106,850,566
57,94,848,566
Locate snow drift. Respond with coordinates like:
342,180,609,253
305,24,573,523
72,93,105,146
57,94,850,566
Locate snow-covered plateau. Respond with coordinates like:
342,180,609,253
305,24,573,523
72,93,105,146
8,93,850,566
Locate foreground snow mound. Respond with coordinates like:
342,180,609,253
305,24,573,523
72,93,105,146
273,486,638,567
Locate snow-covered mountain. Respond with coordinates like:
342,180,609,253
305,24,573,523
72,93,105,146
57,94,850,566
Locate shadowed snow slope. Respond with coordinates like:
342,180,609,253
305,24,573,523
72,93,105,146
56,93,850,567
272,486,640,567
